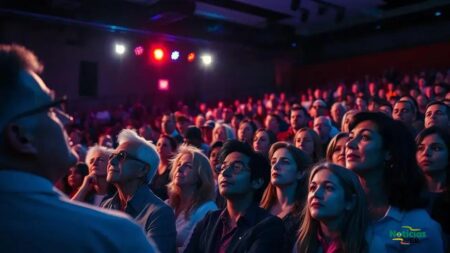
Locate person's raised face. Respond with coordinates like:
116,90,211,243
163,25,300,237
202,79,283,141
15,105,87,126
270,148,301,186
416,134,448,174
107,142,149,184
310,101,326,119
308,169,348,221
393,102,415,124
332,137,348,167
209,147,221,178
330,104,344,125
291,109,307,131
173,153,198,187
355,98,367,112
425,104,449,129
345,120,388,173
313,117,331,141
265,115,279,134
213,126,227,142
87,150,109,177
67,167,84,189
161,115,175,135
156,137,174,160
253,131,271,154
10,71,77,180
218,151,253,197
295,131,314,157
238,122,254,144
176,121,190,137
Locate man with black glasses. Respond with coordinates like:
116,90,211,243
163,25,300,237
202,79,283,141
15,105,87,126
102,129,176,253
184,140,284,253
0,44,157,252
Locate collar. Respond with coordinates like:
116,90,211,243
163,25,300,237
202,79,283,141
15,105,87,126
378,205,404,222
111,184,158,215
219,202,260,227
0,170,60,196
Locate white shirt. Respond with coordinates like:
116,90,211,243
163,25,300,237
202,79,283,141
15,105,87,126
174,200,218,252
0,170,157,253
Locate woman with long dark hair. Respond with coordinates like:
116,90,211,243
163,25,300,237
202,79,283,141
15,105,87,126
346,112,444,252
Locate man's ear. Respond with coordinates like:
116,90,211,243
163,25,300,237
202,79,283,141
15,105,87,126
138,165,150,178
5,123,37,155
251,178,264,190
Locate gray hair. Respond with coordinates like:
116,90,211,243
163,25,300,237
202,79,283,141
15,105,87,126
117,129,160,183
85,144,113,164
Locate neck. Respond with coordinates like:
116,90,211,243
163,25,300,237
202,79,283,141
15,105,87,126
226,193,254,224
424,170,447,193
273,183,297,216
158,161,169,174
320,219,341,242
115,181,141,209
179,185,196,208
357,168,389,220
95,177,109,195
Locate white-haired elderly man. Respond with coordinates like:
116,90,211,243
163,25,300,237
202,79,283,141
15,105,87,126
101,129,176,253
0,44,156,252
72,145,114,206
313,116,338,152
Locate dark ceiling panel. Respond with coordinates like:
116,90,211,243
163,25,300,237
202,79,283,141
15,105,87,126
197,0,291,21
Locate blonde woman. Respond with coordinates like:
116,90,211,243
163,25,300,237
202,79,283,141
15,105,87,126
325,132,349,167
167,145,218,252
341,109,357,133
295,162,370,253
211,123,235,144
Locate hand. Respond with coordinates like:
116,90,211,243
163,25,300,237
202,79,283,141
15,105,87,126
79,172,97,192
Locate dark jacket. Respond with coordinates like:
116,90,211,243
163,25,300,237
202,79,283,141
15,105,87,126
183,204,285,253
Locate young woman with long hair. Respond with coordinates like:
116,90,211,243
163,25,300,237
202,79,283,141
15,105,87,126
295,162,370,253
416,126,450,240
260,142,312,252
166,145,218,252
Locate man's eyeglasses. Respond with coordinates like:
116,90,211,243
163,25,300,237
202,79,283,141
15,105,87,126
9,96,72,123
215,161,249,175
109,151,150,167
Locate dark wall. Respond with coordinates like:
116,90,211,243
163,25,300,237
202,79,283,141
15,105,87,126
0,20,275,112
277,41,450,91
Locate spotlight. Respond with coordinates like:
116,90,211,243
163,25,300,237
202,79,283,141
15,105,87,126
435,11,442,17
134,46,144,56
115,43,126,55
158,79,169,91
187,52,196,62
153,48,164,61
200,54,212,66
171,51,180,61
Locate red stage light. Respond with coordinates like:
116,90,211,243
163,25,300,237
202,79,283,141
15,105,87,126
187,52,195,62
153,48,165,61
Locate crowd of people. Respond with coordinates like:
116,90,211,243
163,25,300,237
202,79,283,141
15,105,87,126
1,44,449,253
